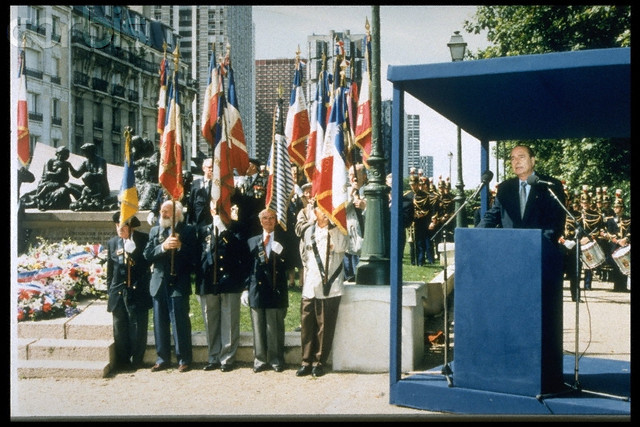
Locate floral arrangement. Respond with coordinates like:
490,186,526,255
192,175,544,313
16,237,108,322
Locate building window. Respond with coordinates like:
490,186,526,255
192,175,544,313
52,98,62,126
52,16,61,42
94,103,103,129
112,109,121,134
75,97,84,125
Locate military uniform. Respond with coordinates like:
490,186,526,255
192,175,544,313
106,213,151,370
197,218,250,370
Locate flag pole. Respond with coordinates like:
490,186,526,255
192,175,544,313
170,45,181,276
355,6,390,285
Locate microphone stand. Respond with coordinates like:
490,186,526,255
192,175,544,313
535,186,629,402
428,181,487,387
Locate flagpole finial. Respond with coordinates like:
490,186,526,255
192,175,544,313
365,17,370,34
295,45,301,61
173,44,180,67
163,41,167,54
277,83,283,99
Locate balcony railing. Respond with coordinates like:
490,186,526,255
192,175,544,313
74,71,90,87
91,77,109,93
111,84,125,98
26,22,46,36
94,121,103,130
24,68,43,79
52,117,62,126
29,112,43,122
127,89,139,102
51,76,61,85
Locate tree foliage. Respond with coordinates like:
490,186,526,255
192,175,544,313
462,5,631,210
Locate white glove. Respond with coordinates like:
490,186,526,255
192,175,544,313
124,239,136,253
563,239,576,250
147,211,157,226
241,290,249,307
271,241,283,255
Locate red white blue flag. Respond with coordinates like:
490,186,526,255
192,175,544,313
316,85,349,234
201,48,222,147
355,34,372,168
224,65,250,176
304,68,330,196
159,57,183,201
156,54,167,136
285,59,310,169
17,41,30,167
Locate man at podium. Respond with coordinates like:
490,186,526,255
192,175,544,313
477,145,566,243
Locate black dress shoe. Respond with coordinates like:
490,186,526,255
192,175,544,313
296,365,312,377
312,365,324,377
203,362,221,371
273,365,284,373
220,364,234,372
178,364,191,373
253,364,270,373
151,363,169,372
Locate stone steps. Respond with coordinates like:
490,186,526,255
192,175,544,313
16,297,303,379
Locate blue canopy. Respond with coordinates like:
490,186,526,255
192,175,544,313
387,47,630,141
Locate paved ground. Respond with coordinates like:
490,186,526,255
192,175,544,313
10,279,630,421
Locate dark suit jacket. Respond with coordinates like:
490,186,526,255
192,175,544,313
478,172,566,243
106,230,152,312
197,221,250,295
245,230,290,309
143,221,199,298
187,178,213,228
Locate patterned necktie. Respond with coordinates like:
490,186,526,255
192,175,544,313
520,182,527,219
263,234,270,259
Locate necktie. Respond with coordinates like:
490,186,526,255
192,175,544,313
263,234,270,260
520,182,527,218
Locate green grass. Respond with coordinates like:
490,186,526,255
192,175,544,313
152,243,443,333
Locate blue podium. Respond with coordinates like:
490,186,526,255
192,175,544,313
454,228,564,396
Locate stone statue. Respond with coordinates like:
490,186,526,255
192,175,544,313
69,142,116,211
130,135,161,210
21,146,82,211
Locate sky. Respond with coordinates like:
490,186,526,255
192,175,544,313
254,5,496,189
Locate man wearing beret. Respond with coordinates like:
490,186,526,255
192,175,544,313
106,212,151,371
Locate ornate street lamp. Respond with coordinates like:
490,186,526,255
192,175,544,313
448,31,467,228
355,6,390,285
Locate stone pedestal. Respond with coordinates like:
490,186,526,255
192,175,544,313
332,282,426,373
21,209,152,248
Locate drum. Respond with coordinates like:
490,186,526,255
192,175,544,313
612,245,631,276
581,240,606,269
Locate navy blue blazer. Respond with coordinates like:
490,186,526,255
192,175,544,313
106,230,151,312
143,221,199,298
197,221,250,295
478,172,566,243
245,231,290,309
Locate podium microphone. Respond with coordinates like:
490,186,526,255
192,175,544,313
527,175,554,187
469,170,494,200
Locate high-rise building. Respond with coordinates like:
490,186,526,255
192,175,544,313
10,5,196,166
254,58,303,164
419,155,434,180
305,29,365,103
141,6,253,164
405,114,421,177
